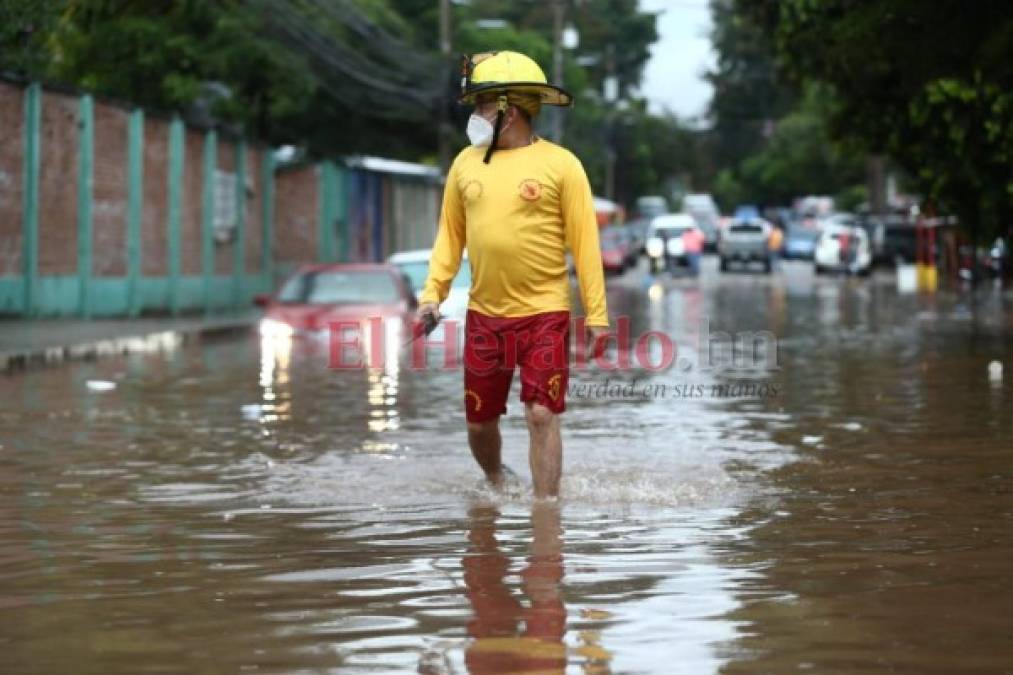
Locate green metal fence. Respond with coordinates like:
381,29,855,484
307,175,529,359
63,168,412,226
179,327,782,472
0,79,443,319
1,81,277,318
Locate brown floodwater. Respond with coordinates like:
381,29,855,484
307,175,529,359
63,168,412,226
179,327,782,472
1,260,1010,674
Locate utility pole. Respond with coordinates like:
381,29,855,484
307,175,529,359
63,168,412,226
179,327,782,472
866,154,887,218
551,0,565,143
438,0,452,176
604,43,617,200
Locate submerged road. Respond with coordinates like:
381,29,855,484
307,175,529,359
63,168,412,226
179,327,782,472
1,258,1010,673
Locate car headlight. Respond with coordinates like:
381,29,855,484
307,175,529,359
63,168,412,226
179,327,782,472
667,238,684,256
646,237,664,258
259,318,294,339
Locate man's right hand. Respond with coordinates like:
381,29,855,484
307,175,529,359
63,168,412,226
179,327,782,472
415,302,439,320
417,302,441,325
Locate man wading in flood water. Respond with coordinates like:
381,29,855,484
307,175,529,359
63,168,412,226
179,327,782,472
418,51,609,499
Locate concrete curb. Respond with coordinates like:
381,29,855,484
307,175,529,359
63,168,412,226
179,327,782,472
1,316,256,375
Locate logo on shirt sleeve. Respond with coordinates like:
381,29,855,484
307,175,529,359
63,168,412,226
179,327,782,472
518,179,542,201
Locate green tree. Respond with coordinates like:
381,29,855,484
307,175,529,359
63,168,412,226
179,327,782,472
706,0,796,173
739,0,1013,241
736,86,864,206
48,1,315,126
0,0,65,77
705,2,867,212
453,0,657,97
13,0,443,159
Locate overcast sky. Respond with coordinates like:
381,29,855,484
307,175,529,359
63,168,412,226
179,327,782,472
637,0,715,123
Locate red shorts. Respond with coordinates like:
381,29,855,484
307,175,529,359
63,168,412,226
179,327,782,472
463,309,570,423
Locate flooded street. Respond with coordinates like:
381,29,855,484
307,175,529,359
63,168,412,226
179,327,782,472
1,259,1011,674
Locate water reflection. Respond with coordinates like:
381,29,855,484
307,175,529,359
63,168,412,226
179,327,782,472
258,333,292,426
360,318,403,434
463,501,612,674
256,319,405,439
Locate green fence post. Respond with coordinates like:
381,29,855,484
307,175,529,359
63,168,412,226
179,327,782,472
126,108,143,316
234,140,247,307
76,93,94,318
167,116,183,315
317,163,326,262
202,129,217,315
318,161,335,262
261,149,275,289
21,83,41,317
337,164,349,262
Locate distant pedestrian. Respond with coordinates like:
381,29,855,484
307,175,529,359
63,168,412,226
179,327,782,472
683,226,705,276
768,225,784,271
839,228,857,274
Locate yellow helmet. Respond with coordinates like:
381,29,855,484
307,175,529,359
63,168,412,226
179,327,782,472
459,51,573,108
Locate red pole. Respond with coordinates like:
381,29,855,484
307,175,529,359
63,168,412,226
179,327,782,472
916,218,924,266
928,224,936,267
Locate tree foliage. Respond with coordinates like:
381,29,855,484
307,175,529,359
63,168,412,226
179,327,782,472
738,0,1012,240
0,0,65,75
704,0,869,211
706,0,796,173
712,84,865,208
4,0,443,158
0,0,703,205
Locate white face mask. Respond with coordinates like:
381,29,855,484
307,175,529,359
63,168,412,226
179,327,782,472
466,113,495,147
467,110,514,148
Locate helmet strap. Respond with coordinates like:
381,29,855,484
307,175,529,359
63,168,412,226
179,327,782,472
483,96,509,164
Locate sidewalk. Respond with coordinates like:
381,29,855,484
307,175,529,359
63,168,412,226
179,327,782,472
1,311,259,373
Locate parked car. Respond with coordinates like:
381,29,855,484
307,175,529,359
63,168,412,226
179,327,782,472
986,237,1007,279
783,221,822,260
763,206,794,231
256,263,416,339
594,196,624,228
387,248,472,340
954,236,1006,283
600,226,633,274
866,213,918,265
683,193,721,252
719,218,773,273
813,222,873,275
645,213,696,273
733,204,760,221
624,217,651,256
636,195,669,219
618,225,641,267
821,212,859,229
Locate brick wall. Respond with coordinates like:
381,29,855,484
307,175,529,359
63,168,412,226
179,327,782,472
0,82,24,276
142,116,169,276
0,78,442,316
92,103,128,276
181,128,204,276
275,164,318,266
38,91,77,276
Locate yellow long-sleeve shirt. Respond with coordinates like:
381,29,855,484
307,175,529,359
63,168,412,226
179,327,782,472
420,138,609,327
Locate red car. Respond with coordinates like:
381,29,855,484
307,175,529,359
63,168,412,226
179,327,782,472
600,226,632,274
255,263,417,340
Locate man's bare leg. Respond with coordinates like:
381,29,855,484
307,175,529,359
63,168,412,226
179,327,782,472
525,403,562,499
467,419,505,488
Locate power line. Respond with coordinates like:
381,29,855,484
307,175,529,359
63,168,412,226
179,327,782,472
241,0,443,118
